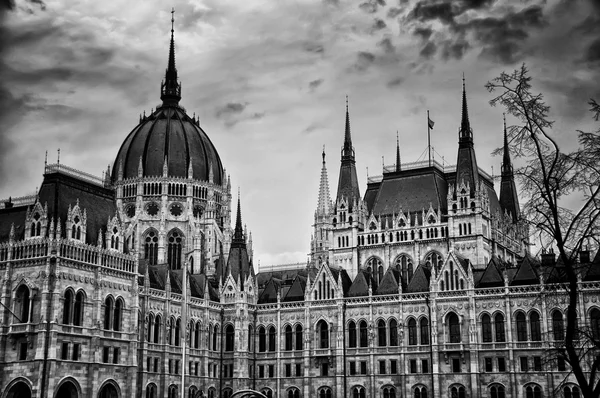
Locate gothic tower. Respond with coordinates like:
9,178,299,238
310,149,333,267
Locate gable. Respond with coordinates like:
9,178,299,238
375,266,400,295
406,264,430,293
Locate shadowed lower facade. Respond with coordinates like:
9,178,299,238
2,16,600,398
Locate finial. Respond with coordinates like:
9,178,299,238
396,131,401,172
44,150,48,167
322,145,326,163
57,148,60,164
171,7,175,34
346,95,348,112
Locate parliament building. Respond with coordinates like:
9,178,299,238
1,15,600,398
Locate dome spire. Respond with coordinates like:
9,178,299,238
161,8,181,106
232,188,245,247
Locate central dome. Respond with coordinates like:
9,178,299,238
113,106,223,184
112,15,223,185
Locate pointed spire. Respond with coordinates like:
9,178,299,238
232,189,245,247
502,113,512,175
499,113,520,222
460,73,472,141
342,95,354,161
336,96,361,211
316,146,332,216
160,8,181,106
395,131,401,172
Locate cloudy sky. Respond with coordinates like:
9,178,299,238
1,0,599,268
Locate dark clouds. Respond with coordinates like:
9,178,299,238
372,18,387,31
214,102,265,127
378,37,395,54
215,102,247,118
309,79,324,91
387,77,404,88
353,51,376,72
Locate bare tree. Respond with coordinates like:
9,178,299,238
486,64,600,397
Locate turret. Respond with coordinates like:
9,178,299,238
335,96,361,212
455,76,480,196
499,114,520,222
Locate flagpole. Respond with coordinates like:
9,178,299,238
427,110,431,167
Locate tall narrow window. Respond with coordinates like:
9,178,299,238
590,309,600,340
408,318,417,345
285,325,293,351
268,326,276,351
113,298,123,332
359,321,368,347
153,316,161,344
225,325,234,351
63,290,73,324
348,321,357,348
73,291,84,326
144,230,158,265
495,313,506,342
552,311,564,341
420,318,429,345
378,320,387,346
389,319,398,346
482,314,492,343
490,384,505,398
295,324,303,350
318,320,329,349
104,296,113,330
516,312,527,341
258,327,266,352
448,313,460,343
530,312,541,341
167,230,183,270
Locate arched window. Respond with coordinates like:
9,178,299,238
378,320,387,346
260,388,272,398
359,320,368,347
103,296,114,330
448,313,460,343
195,322,201,348
167,230,183,270
168,385,177,398
383,386,397,398
482,314,492,343
113,298,123,332
408,318,417,345
490,384,505,398
318,320,329,349
525,384,542,398
225,324,234,351
73,291,84,326
208,388,216,398
420,318,429,345
153,315,161,344
352,386,366,398
248,325,253,352
144,230,159,265
63,290,73,324
189,386,198,398
366,257,383,283
378,266,384,285
425,251,443,274
258,326,266,352
590,308,600,340
414,385,428,398
295,324,303,350
530,312,541,341
288,387,301,398
494,313,505,342
516,312,527,341
268,326,276,351
146,383,157,398
395,254,414,287
389,319,398,346
563,385,580,398
450,385,466,398
318,387,332,398
348,321,357,348
552,310,564,341
212,325,218,351
285,325,293,351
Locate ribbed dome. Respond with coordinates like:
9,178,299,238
113,105,223,184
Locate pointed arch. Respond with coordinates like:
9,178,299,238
167,228,184,270
143,228,159,265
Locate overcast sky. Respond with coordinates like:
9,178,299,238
1,0,599,268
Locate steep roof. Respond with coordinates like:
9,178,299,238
376,266,400,295
0,205,29,241
406,264,431,293
476,256,505,288
510,256,540,286
347,270,372,297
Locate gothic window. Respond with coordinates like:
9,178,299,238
408,318,417,345
258,326,266,352
248,325,254,352
348,321,357,348
525,384,542,398
318,388,332,398
389,319,398,346
563,385,580,398
167,230,183,270
414,385,428,398
366,257,383,282
495,313,506,342
71,215,82,240
378,266,384,286
153,315,161,344
552,310,564,341
590,308,600,340
395,254,413,287
369,222,376,230
147,314,154,342
530,312,541,341
63,289,73,325
317,320,329,349
490,384,505,398
268,326,276,351
516,312,527,341
450,385,466,398
189,387,198,398
113,298,123,332
110,227,120,250
420,318,429,345
285,325,293,351
224,390,234,398
144,230,158,265
383,387,397,398
425,252,443,274
448,312,461,343
359,320,368,347
352,386,366,398
378,320,387,346
208,388,217,398
103,296,114,330
225,324,234,351
295,324,303,350
482,314,492,343
146,383,157,398
212,325,218,351
31,212,42,237
287,388,301,398
167,385,177,398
